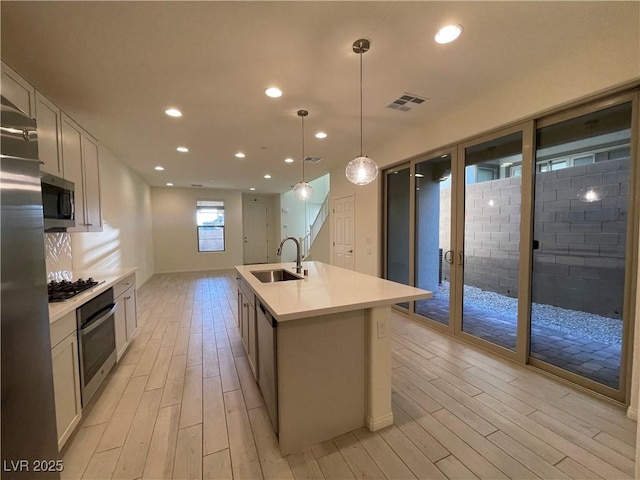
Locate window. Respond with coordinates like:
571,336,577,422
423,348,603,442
197,200,225,252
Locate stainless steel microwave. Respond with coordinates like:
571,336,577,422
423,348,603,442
41,173,75,231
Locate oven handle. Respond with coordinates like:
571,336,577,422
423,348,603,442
81,303,117,336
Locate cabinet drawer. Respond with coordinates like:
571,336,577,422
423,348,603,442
114,273,136,298
50,311,76,349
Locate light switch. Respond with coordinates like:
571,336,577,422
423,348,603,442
365,236,372,245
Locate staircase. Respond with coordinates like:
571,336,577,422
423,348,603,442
301,191,330,259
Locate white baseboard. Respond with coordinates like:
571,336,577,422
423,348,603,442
367,412,394,431
627,406,638,421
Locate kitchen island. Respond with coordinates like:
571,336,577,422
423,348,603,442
235,261,431,455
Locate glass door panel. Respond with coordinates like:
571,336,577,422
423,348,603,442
530,101,632,391
415,154,453,325
462,131,523,350
385,165,411,308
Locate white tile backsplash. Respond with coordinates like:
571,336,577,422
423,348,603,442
45,232,73,280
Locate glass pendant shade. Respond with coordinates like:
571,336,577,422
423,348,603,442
347,38,379,186
345,155,378,185
293,181,313,201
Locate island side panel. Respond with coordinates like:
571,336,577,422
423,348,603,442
365,305,394,431
277,310,365,455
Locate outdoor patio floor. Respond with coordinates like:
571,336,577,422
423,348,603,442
415,295,621,389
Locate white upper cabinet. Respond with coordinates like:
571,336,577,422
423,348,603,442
62,113,102,232
61,114,85,232
35,91,64,177
82,133,102,232
1,61,35,116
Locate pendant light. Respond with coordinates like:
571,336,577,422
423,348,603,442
293,109,313,201
345,38,379,186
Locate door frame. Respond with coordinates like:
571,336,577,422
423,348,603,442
453,122,532,363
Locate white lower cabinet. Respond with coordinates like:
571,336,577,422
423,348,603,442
114,276,137,360
237,279,257,379
50,312,82,451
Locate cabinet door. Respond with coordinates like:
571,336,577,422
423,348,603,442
35,91,64,177
247,305,257,378
125,288,137,341
61,114,86,232
51,332,82,450
114,297,127,361
240,297,249,351
1,62,34,116
82,133,102,232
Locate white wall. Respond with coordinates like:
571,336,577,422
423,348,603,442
279,174,330,263
151,186,243,273
70,143,154,285
329,170,380,277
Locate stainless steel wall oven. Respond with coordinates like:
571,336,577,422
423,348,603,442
77,288,117,406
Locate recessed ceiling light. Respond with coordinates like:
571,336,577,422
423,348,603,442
249,187,256,191
235,152,246,158
164,108,182,117
264,174,271,179
435,24,463,44
166,182,174,186
176,146,189,153
315,132,328,139
284,158,295,163
265,87,283,98
155,166,165,171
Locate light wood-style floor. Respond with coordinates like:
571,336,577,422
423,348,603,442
61,270,637,480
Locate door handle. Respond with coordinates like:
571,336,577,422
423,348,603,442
444,250,454,264
457,251,464,265
348,249,353,253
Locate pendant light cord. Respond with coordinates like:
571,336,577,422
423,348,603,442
301,114,305,182
359,46,363,157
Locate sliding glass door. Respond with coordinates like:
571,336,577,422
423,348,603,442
385,164,411,308
459,129,525,353
414,152,455,326
382,90,638,401
529,99,634,397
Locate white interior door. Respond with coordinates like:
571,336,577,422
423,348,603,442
243,202,268,264
333,195,354,270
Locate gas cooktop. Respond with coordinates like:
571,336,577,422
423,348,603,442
48,278,100,303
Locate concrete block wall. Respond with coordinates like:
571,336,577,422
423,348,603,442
435,157,629,317
460,176,521,298
532,157,628,317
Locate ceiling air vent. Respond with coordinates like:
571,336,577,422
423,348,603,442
304,156,322,164
191,184,203,187
386,92,429,112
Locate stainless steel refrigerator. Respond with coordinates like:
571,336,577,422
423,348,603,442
1,96,60,478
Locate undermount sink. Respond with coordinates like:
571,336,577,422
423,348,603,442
251,269,303,283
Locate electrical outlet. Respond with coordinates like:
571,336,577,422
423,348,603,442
377,319,387,339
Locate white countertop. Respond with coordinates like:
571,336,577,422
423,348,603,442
235,261,432,322
48,267,137,324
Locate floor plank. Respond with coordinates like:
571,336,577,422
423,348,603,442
173,424,203,480
142,404,181,480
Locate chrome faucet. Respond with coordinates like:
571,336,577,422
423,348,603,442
277,236,302,273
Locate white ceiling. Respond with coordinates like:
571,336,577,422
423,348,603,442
1,1,636,194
